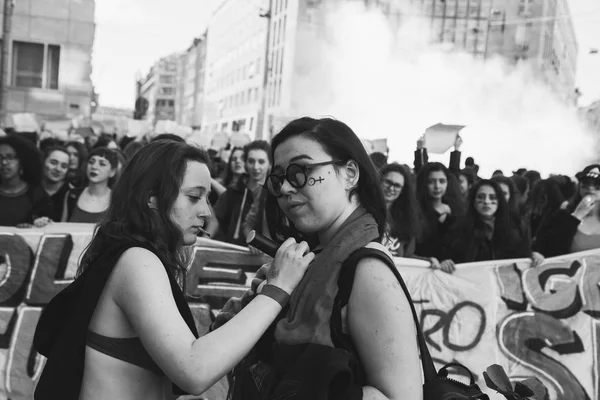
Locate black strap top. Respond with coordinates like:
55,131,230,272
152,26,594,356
86,330,163,376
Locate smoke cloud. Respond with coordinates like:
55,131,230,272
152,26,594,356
290,2,596,178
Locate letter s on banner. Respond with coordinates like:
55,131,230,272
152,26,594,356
499,311,588,400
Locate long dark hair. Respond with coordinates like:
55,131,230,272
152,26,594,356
454,180,522,255
380,163,422,241
491,175,520,213
416,162,464,234
77,140,212,283
223,147,244,188
265,117,386,244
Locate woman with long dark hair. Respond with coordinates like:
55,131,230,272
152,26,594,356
414,162,465,271
225,117,421,399
442,179,532,264
34,140,313,400
65,140,88,189
380,163,422,257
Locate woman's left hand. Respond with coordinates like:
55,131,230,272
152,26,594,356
33,217,52,228
531,252,545,268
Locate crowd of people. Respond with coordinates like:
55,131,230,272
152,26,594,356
2,124,600,270
26,116,598,399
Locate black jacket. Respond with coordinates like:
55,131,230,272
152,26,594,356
442,218,531,263
33,238,199,399
532,209,581,257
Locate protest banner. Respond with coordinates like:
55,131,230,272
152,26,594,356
0,223,597,399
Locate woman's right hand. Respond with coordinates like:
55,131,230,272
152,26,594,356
573,195,596,220
266,237,315,295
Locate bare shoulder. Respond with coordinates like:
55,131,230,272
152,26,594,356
354,256,400,289
110,247,171,297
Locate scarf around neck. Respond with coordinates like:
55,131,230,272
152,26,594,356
274,207,380,346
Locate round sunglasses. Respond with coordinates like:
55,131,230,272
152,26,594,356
266,160,344,197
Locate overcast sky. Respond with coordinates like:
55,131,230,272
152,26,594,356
92,0,600,109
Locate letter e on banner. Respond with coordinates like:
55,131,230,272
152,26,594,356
581,258,600,318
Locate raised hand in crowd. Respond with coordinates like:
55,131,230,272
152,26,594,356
417,135,426,150
454,135,463,151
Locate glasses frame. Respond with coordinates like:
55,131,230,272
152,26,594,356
382,178,403,192
267,160,345,197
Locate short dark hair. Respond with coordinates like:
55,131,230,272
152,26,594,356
152,134,185,143
88,147,119,169
243,140,272,164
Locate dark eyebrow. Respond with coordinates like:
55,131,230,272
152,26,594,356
289,155,313,163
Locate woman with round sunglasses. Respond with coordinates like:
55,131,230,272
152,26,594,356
221,117,421,399
380,163,423,257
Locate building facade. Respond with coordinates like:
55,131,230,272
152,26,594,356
364,0,578,103
202,0,270,138
1,0,96,120
175,34,207,129
137,54,179,122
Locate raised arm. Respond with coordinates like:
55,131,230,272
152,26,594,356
113,241,314,395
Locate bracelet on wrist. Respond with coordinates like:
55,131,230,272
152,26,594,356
258,284,290,308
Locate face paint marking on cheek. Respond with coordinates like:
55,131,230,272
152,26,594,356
308,176,324,186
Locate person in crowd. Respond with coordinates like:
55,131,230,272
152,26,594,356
84,135,100,151
92,134,119,150
524,170,542,191
534,165,600,256
491,175,519,211
0,135,52,227
39,137,64,154
36,146,72,225
369,151,388,170
241,141,273,241
414,162,465,271
34,139,314,399
380,163,422,257
492,169,504,177
414,134,462,175
458,167,477,200
65,148,118,223
65,141,88,189
212,141,271,245
217,117,420,399
525,178,567,239
513,168,528,177
510,174,530,213
221,147,245,189
442,179,536,266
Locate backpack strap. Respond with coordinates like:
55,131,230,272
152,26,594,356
331,242,438,383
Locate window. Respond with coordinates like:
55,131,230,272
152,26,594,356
13,41,44,88
168,100,175,107
160,87,174,95
46,45,60,89
160,75,175,84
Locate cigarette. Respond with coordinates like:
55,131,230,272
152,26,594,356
198,227,211,237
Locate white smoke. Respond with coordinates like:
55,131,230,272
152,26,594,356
290,2,597,178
